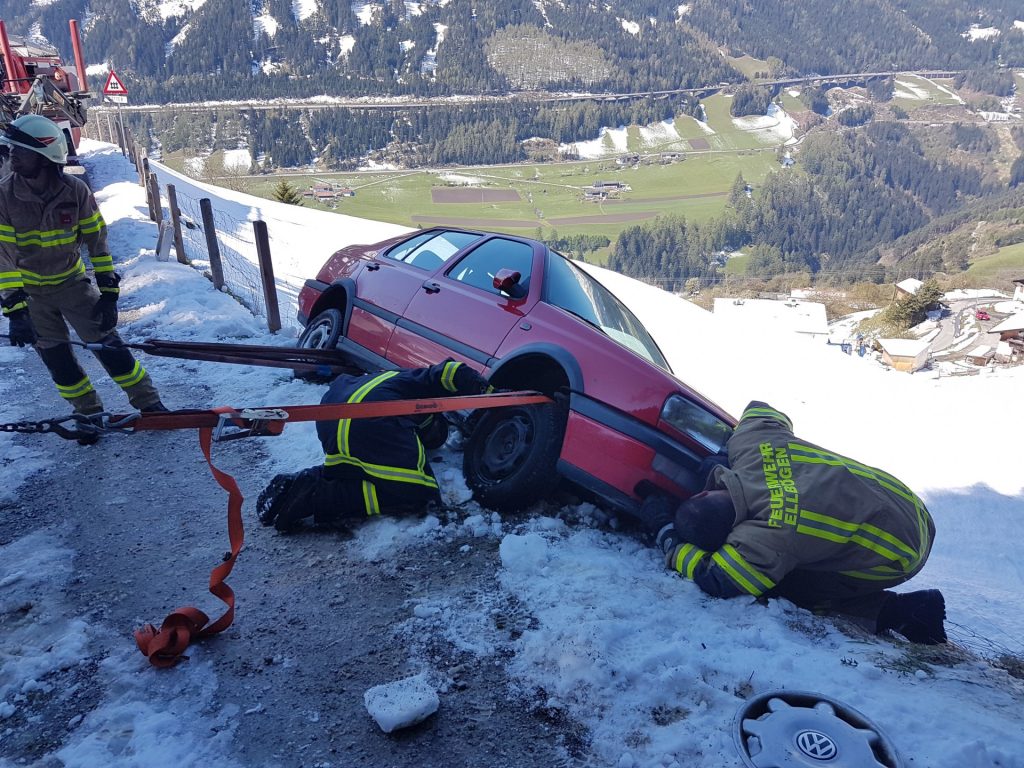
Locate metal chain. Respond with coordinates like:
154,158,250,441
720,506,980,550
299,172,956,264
0,411,141,440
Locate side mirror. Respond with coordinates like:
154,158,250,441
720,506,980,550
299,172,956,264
493,269,526,299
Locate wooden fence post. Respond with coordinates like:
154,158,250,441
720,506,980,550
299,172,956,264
166,184,189,265
142,157,155,219
253,220,282,333
148,172,163,225
200,198,225,291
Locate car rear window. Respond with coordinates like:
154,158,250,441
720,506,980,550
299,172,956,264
384,231,481,271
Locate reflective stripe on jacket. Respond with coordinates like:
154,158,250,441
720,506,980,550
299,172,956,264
317,360,486,512
670,400,935,598
0,172,111,300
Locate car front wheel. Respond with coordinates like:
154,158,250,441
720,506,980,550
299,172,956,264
462,401,566,511
298,308,344,350
295,308,344,381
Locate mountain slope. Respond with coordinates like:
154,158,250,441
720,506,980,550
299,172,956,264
5,0,1024,101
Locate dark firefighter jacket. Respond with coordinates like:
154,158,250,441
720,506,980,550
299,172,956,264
668,401,935,599
0,172,113,308
315,360,488,511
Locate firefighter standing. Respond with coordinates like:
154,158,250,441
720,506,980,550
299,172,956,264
258,359,490,531
0,115,166,433
640,400,946,644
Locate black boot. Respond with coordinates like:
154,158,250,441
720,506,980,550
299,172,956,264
141,400,169,413
257,473,298,527
877,589,947,645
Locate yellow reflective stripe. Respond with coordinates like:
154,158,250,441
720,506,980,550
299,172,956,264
672,542,708,579
711,545,775,596
362,480,381,516
740,406,793,431
112,362,146,389
90,254,114,273
798,508,916,564
56,376,94,399
335,370,401,456
839,567,906,581
20,259,86,286
788,443,920,506
2,300,27,314
78,210,105,234
441,361,460,392
0,270,24,290
14,231,77,248
323,454,440,488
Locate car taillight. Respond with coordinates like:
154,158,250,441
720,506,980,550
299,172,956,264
659,394,733,454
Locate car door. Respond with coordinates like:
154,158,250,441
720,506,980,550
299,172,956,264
387,236,541,369
346,230,480,355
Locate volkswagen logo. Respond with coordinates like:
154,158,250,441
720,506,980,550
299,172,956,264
795,729,838,760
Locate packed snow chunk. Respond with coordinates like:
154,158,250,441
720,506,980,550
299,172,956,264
499,533,549,572
363,673,439,733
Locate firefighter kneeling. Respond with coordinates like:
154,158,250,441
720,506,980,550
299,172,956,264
258,359,489,531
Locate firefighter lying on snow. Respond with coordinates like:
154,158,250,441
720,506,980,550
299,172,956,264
258,359,490,531
638,401,947,645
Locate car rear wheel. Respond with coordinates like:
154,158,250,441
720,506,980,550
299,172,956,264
463,401,566,511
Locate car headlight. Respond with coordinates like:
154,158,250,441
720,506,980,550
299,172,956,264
660,394,733,454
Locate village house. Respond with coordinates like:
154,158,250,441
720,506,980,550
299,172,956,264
875,338,931,373
894,277,923,299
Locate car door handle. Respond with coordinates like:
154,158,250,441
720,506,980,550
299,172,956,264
422,281,441,294
366,262,380,271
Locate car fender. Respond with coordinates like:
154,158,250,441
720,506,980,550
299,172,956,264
308,278,357,335
487,343,583,394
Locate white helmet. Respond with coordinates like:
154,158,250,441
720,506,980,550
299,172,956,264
0,114,68,165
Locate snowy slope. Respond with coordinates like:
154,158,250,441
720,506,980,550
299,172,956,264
1,143,1022,768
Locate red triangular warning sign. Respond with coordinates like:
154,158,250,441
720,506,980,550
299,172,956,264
102,70,128,96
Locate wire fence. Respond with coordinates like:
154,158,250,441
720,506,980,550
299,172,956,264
170,186,267,317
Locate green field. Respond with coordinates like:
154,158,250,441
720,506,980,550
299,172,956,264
892,74,964,111
174,148,781,257
965,241,1024,286
724,54,772,80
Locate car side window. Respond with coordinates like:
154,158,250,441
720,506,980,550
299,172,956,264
447,238,534,296
383,231,481,271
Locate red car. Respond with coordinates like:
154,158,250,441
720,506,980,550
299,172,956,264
975,309,990,321
297,227,735,513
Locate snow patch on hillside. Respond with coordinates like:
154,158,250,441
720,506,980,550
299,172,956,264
254,13,279,39
151,0,208,20
353,1,379,25
638,119,682,145
894,77,930,100
338,34,356,57
620,18,640,35
963,24,1000,40
293,0,318,22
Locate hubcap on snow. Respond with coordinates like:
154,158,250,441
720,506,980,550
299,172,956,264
734,691,901,768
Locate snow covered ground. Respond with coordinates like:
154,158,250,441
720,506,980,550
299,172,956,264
1,144,1023,768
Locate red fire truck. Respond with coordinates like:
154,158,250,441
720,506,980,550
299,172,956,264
0,19,91,164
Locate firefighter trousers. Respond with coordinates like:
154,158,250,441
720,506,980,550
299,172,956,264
27,276,161,413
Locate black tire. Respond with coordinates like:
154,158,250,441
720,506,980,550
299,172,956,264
295,308,343,381
462,401,566,511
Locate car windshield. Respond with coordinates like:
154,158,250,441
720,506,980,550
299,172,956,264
543,253,671,372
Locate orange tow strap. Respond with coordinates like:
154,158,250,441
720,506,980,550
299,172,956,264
134,408,246,667
131,392,550,667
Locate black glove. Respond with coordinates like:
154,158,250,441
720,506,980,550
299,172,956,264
634,494,679,546
93,272,121,332
452,363,491,395
6,307,37,347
